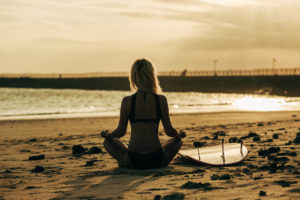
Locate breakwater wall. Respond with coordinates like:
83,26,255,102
0,76,300,97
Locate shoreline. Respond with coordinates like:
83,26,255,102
1,110,300,139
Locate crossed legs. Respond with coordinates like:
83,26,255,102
103,137,183,168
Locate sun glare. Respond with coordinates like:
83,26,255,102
233,97,284,111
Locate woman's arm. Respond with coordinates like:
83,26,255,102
160,95,183,139
106,97,129,138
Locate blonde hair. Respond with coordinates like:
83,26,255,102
130,58,162,94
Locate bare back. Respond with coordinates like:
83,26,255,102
127,91,162,153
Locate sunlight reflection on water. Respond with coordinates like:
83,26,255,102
233,97,285,111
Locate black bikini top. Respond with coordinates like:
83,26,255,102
129,92,161,124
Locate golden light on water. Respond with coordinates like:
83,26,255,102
233,97,285,111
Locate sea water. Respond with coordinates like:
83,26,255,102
1,88,300,120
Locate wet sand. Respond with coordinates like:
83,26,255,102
0,111,300,199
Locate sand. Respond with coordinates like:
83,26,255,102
0,111,300,199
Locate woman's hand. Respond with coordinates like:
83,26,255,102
101,130,112,140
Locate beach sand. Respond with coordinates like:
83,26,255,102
0,111,300,199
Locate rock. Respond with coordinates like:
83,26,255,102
28,154,45,161
85,160,94,166
268,147,280,154
229,137,238,143
247,164,256,169
211,174,231,180
248,132,258,138
272,133,279,139
253,136,260,142
202,136,210,140
4,169,12,173
259,191,266,196
277,128,286,130
274,180,298,187
268,156,289,162
29,138,37,142
293,132,300,144
86,147,102,154
59,133,63,136
31,166,44,173
154,195,161,200
211,174,219,180
162,193,184,200
240,136,248,140
242,168,252,175
288,188,300,193
212,135,218,140
285,141,292,145
212,131,226,136
72,145,86,155
193,141,206,148
181,181,213,191
292,115,297,117
257,122,264,126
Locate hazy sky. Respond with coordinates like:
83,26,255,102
1,0,300,73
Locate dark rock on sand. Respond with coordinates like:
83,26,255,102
239,136,248,140
258,163,279,173
247,164,256,169
285,141,292,145
267,156,289,162
212,135,218,140
229,137,238,143
59,133,63,136
181,181,213,191
258,147,280,157
257,122,264,126
29,138,37,142
248,132,259,138
72,145,86,155
31,166,44,173
288,188,300,193
28,154,45,161
293,132,300,144
202,136,210,140
3,169,12,173
272,133,279,139
259,191,266,196
85,160,94,166
277,151,297,157
154,195,161,200
20,149,31,153
274,180,298,187
86,147,102,154
162,193,184,200
253,136,260,142
211,174,231,180
213,131,226,136
193,142,206,148
242,168,252,175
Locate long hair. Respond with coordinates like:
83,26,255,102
129,58,162,94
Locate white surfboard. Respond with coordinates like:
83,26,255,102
178,142,248,166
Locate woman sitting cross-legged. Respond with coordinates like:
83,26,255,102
101,58,186,169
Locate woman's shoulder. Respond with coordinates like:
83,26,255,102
156,94,168,103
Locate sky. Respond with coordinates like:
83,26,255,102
1,0,300,73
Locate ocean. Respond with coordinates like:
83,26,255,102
1,88,300,120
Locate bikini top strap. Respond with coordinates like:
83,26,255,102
153,94,161,122
129,93,137,123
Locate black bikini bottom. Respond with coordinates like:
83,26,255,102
127,148,163,170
